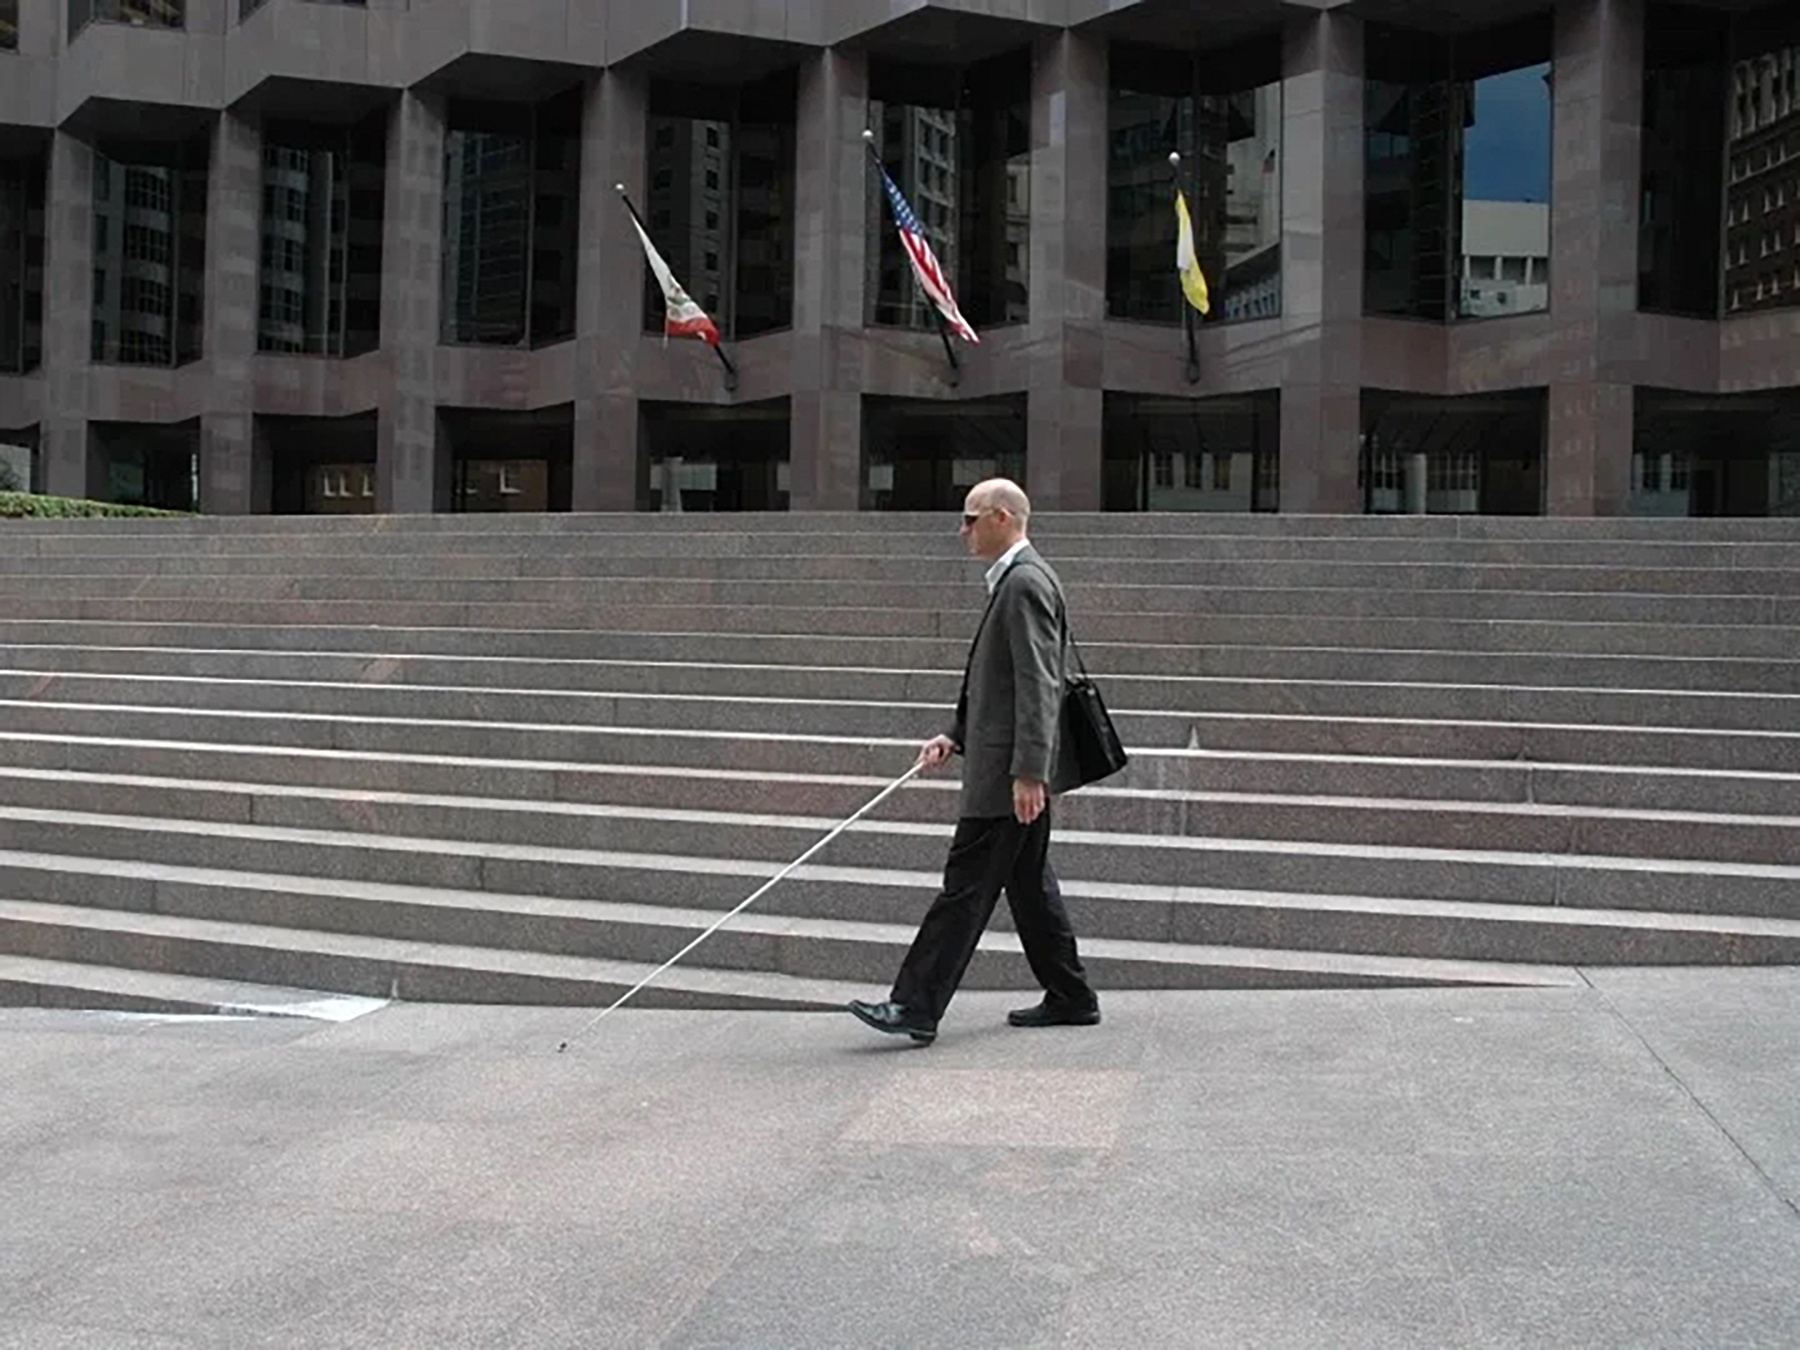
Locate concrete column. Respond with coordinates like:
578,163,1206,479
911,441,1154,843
40,131,93,500
572,70,647,512
377,91,447,514
1277,9,1365,514
788,48,867,511
1025,31,1105,511
1548,0,1643,516
200,111,265,514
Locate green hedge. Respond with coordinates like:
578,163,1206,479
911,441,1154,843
0,493,194,520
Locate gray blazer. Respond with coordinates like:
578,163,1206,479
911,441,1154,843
947,544,1080,818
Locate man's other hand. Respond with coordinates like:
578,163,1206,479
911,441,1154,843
918,734,958,770
1013,777,1047,824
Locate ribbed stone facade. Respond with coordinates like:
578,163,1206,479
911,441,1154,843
1,0,1798,515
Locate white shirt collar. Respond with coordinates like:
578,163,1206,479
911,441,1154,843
985,538,1031,594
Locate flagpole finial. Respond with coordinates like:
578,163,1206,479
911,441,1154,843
1168,152,1181,168
614,182,626,194
862,129,875,144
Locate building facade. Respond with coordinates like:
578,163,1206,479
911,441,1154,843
1,0,1798,517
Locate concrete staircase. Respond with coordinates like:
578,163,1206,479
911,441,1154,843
2,512,1799,1014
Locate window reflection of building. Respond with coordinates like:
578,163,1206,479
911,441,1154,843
1365,17,1552,322
866,50,1031,333
258,115,385,357
240,0,364,18
0,153,45,374
0,0,17,50
441,89,580,348
68,0,184,39
1106,41,1282,326
91,138,208,367
1723,10,1800,315
643,72,796,341
1460,202,1549,317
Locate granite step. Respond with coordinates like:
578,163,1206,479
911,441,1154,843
4,696,1796,771
0,892,1583,1002
5,667,1798,733
0,954,387,1019
4,765,1800,868
5,731,1798,816
14,553,1800,595
2,839,1796,970
5,628,1798,691
8,574,1794,626
0,600,1791,656
1,802,1796,920
0,897,869,1009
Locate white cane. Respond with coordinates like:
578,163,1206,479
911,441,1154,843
555,759,928,1052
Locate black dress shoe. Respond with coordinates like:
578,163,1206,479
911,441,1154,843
1007,998,1101,1028
848,999,937,1044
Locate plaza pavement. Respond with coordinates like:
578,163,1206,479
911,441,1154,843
3,971,1799,1349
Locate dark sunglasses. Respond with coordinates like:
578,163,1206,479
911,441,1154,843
961,508,995,527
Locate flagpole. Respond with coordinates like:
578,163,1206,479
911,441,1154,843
1171,152,1200,385
863,129,962,387
616,184,739,391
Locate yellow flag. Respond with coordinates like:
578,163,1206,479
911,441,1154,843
1175,189,1211,316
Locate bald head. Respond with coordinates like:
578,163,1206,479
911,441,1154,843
969,478,1030,527
960,477,1030,560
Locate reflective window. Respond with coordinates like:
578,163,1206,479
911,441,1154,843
1365,17,1553,322
69,0,183,39
640,399,790,512
1723,8,1800,315
258,114,385,357
0,430,31,494
0,153,45,374
1,0,17,50
862,394,1026,511
866,50,1031,333
1640,6,1728,316
1107,40,1283,325
1359,389,1546,515
1102,391,1279,511
644,72,796,341
92,137,208,367
441,89,581,347
241,0,363,19
1634,387,1800,516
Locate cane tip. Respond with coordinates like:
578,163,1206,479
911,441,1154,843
861,128,875,143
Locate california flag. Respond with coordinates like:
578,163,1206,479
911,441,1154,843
627,212,721,346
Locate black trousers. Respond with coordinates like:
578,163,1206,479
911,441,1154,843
890,805,1095,1023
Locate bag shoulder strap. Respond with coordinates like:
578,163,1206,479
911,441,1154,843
1007,558,1091,681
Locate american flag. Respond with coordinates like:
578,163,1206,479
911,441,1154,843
873,160,979,345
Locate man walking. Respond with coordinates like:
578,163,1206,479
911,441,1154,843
849,478,1100,1045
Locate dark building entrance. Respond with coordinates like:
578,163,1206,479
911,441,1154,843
861,393,1026,511
638,398,790,512
1633,387,1800,517
1360,389,1546,515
